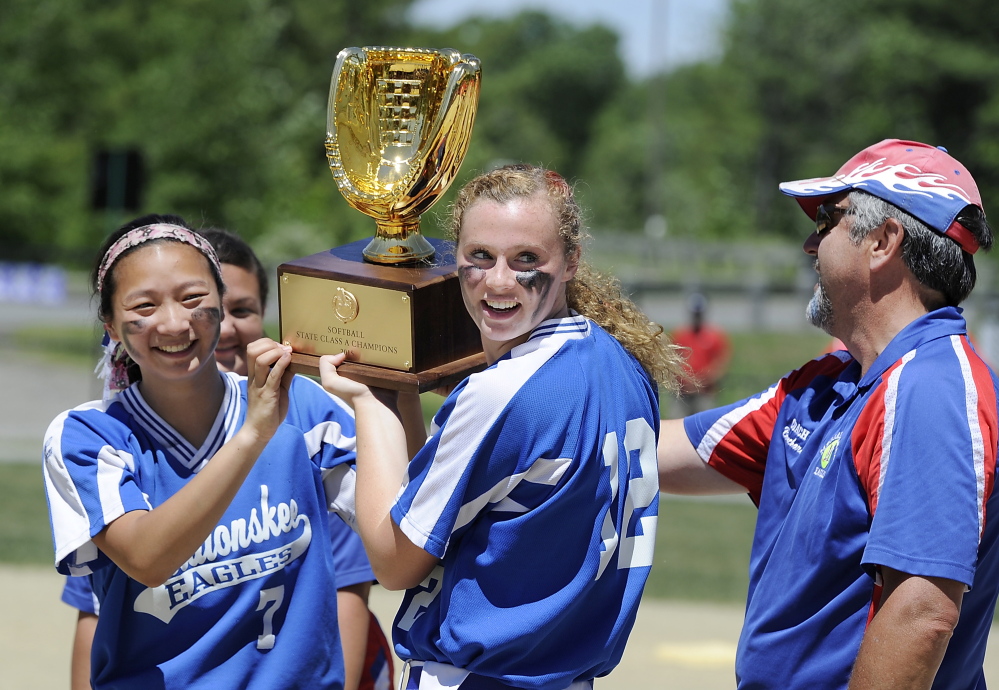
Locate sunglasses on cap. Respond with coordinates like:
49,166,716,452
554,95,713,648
815,203,851,235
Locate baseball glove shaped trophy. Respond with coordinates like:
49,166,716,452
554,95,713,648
278,47,485,391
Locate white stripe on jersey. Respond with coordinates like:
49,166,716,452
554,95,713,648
303,421,355,458
452,456,572,530
399,316,589,552
950,335,987,539
44,409,90,567
222,373,242,442
696,384,780,462
294,374,356,418
878,350,916,493
118,372,239,471
287,376,356,469
96,445,141,529
324,464,357,528
43,400,116,571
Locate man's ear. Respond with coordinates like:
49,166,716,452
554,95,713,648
869,217,905,270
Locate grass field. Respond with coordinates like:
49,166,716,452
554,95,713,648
715,331,830,406
649,496,756,602
0,463,54,565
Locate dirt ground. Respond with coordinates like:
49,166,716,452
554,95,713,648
4,563,999,689
0,563,745,689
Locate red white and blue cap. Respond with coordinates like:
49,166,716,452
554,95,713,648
779,139,984,254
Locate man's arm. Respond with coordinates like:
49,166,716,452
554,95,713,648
658,418,744,494
848,567,963,689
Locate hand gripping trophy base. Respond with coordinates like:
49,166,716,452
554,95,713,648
277,237,486,393
364,220,436,265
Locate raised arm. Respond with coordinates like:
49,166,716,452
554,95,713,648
320,354,438,590
92,339,293,586
398,391,428,459
658,418,745,495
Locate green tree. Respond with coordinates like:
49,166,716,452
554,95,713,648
0,0,413,264
582,0,999,246
409,11,626,184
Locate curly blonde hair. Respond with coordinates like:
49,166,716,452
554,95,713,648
449,164,684,390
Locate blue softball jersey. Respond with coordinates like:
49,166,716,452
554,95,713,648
43,372,358,689
381,315,660,690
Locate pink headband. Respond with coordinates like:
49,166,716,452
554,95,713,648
96,224,222,292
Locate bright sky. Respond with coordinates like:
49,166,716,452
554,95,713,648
408,0,730,78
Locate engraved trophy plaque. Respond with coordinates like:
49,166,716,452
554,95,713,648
277,46,486,392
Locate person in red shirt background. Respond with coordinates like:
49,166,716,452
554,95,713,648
670,292,731,416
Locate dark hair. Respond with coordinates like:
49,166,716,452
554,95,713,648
847,191,994,307
91,213,225,322
200,227,269,309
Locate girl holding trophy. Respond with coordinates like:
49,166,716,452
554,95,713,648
43,216,362,688
321,164,683,690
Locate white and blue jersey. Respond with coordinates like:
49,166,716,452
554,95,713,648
387,315,660,690
43,372,357,689
684,308,999,689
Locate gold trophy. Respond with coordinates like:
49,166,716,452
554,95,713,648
277,46,486,392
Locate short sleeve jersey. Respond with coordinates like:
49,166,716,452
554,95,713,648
388,315,661,690
329,514,375,588
684,308,999,689
62,573,98,614
43,372,357,689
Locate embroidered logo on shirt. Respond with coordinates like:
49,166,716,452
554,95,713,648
781,417,811,453
813,433,841,478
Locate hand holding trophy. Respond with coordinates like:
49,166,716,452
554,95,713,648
278,47,486,391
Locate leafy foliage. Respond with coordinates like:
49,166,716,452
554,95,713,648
0,0,412,264
3,0,999,266
582,0,999,251
405,11,627,236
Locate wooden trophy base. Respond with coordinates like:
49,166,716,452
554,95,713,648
277,237,486,393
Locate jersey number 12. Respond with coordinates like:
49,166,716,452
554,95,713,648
596,418,658,579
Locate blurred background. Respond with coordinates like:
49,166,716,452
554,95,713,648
6,0,999,385
3,0,999,686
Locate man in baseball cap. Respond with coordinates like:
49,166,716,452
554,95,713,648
658,139,998,688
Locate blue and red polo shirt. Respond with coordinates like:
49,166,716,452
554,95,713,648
685,307,999,689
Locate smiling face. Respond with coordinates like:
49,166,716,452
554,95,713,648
457,193,579,362
104,242,222,388
215,263,265,376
